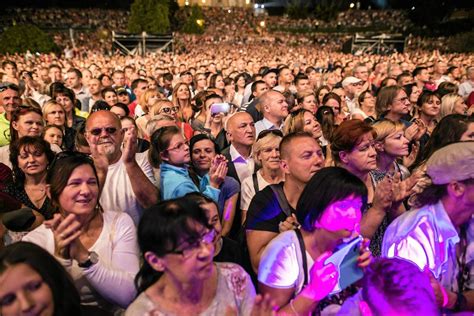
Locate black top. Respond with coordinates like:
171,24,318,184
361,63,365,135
214,237,243,266
245,182,295,233
1,183,54,220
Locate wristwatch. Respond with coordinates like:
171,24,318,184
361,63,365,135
78,251,99,268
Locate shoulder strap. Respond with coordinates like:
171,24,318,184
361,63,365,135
295,229,308,286
252,173,259,193
269,184,292,217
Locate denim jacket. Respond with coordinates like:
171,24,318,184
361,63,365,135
160,162,220,202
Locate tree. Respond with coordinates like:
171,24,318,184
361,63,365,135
128,0,170,34
181,5,205,34
0,24,58,54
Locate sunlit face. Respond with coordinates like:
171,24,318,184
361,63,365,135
45,104,65,126
453,97,468,115
301,95,317,113
303,111,322,139
162,133,190,166
176,84,190,100
317,88,329,104
55,95,74,113
12,112,44,138
341,132,377,174
43,127,63,147
325,98,341,116
58,164,99,215
382,130,409,157
110,106,127,119
0,263,54,316
460,123,474,141
104,91,118,107
317,195,363,238
257,141,280,171
17,145,49,177
282,137,324,184
191,139,216,172
420,95,441,118
389,90,410,116
409,86,421,104
214,76,225,90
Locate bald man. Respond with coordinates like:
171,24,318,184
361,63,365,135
222,112,256,184
85,110,158,224
254,90,289,137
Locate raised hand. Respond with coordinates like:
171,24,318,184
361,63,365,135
279,214,299,232
302,252,338,301
122,125,137,165
209,155,228,188
358,238,372,269
372,175,393,212
45,213,82,259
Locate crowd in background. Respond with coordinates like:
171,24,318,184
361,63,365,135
0,6,473,316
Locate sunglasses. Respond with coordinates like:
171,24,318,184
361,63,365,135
160,106,179,114
257,129,283,141
0,82,19,92
87,127,118,136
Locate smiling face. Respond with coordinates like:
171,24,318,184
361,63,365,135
0,263,54,316
420,95,441,118
191,139,216,173
85,111,123,161
302,111,322,139
17,145,49,177
12,112,44,138
58,164,99,216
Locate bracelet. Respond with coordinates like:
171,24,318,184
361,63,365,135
290,299,300,316
439,286,449,308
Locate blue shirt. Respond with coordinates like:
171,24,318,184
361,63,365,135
160,162,220,202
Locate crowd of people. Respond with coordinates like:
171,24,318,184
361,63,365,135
0,7,474,315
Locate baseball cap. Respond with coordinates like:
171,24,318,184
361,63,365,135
342,76,363,87
426,141,474,185
116,87,128,95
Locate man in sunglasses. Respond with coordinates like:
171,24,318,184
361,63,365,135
85,110,158,225
0,83,21,147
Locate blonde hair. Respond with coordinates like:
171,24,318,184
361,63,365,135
283,109,310,135
150,99,174,116
372,120,405,142
296,90,316,105
440,93,462,119
252,133,282,167
42,100,65,123
138,89,160,114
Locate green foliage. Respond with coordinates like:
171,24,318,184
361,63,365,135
128,0,170,34
182,5,205,34
0,24,58,54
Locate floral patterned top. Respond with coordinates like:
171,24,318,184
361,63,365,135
125,263,256,316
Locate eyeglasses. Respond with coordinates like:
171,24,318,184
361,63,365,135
0,82,19,92
257,129,283,141
160,106,179,114
394,97,409,103
350,82,364,87
87,127,118,136
169,229,217,258
167,140,189,151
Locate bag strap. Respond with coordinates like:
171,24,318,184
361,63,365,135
252,172,259,193
269,184,292,217
295,229,308,286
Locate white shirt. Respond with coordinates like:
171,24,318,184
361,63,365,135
229,144,255,183
254,117,283,138
23,211,139,311
240,169,271,211
100,151,156,225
